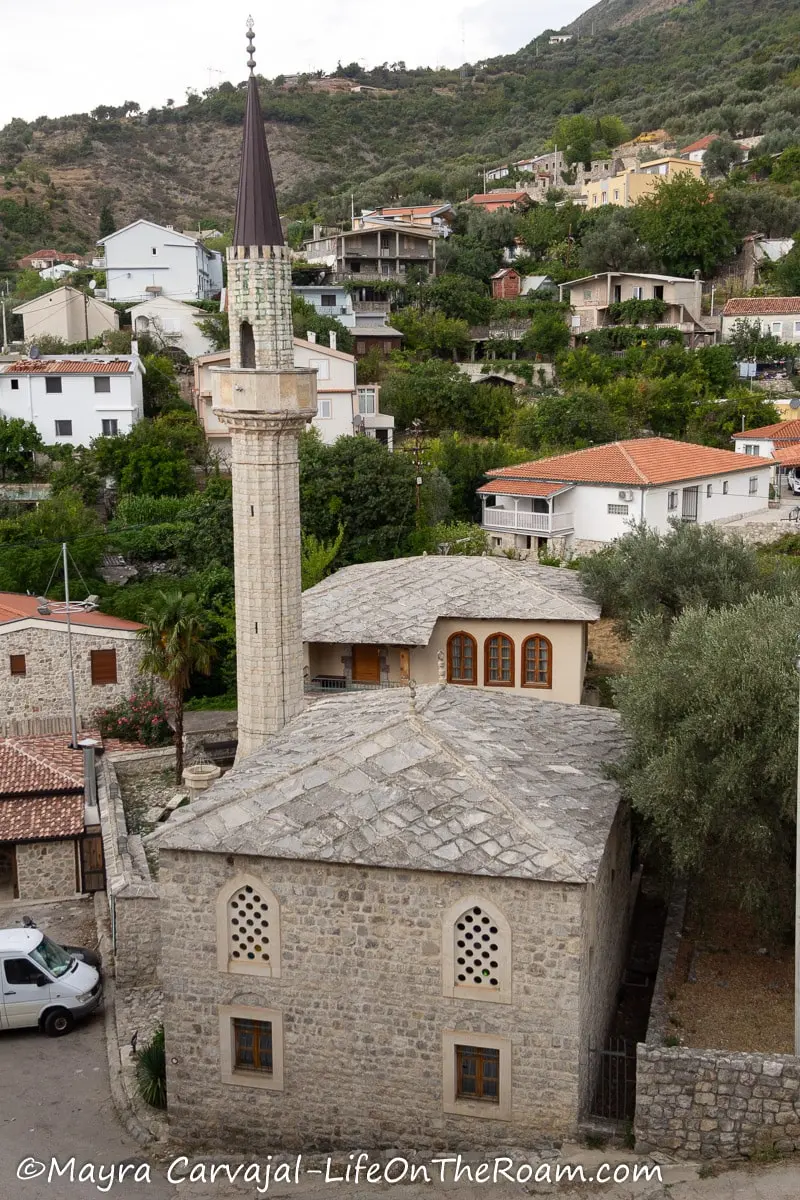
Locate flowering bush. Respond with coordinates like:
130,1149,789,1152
95,688,172,747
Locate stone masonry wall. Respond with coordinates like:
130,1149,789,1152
15,839,78,900
97,754,160,988
0,627,144,725
635,883,800,1159
160,849,589,1153
227,246,294,371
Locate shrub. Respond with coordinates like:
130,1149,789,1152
136,1025,167,1109
95,688,172,746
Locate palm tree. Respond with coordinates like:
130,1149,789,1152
138,589,214,784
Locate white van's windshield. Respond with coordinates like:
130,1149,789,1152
30,935,73,978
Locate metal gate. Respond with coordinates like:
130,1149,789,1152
80,833,106,893
588,1036,637,1122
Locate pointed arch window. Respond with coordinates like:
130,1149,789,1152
484,634,514,687
522,635,552,689
447,631,477,685
240,321,256,368
216,874,281,977
442,896,511,1004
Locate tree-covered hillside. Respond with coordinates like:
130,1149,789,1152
0,0,799,260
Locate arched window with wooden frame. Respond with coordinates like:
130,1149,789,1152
446,631,477,686
522,634,552,689
484,633,514,687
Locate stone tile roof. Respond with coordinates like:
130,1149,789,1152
152,685,625,883
723,298,800,317
301,556,600,646
487,438,774,487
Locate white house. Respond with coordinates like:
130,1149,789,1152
292,285,356,328
128,295,216,359
193,339,393,460
479,438,773,556
0,356,144,446
12,287,119,346
722,298,800,345
98,219,223,304
39,263,78,282
733,418,800,491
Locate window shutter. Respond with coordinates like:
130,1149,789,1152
90,648,117,685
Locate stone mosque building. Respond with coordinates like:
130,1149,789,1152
152,23,632,1152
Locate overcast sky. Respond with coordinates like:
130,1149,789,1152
0,0,590,128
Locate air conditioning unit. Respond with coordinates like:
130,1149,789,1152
618,489,634,502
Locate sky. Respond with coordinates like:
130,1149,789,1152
0,0,591,129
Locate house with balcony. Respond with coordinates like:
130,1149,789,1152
582,158,702,210
193,341,393,458
559,271,714,346
479,438,772,556
98,219,223,303
302,555,599,704
301,221,438,283
732,417,800,490
355,204,454,231
291,284,399,356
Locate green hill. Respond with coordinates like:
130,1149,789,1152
0,0,799,262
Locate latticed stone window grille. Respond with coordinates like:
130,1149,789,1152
216,875,281,978
443,896,511,1003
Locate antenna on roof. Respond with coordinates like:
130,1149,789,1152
29,345,41,360
790,398,800,410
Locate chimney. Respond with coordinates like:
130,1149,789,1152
307,331,317,344
329,331,337,351
692,268,702,318
131,339,139,356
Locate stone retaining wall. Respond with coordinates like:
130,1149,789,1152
97,754,160,988
634,882,800,1160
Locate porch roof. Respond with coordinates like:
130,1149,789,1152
477,481,573,499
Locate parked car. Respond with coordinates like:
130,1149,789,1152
0,928,103,1036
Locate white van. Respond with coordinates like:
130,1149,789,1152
0,928,103,1036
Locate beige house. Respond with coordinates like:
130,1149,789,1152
559,271,712,344
0,593,146,730
302,556,599,704
152,684,630,1150
12,286,119,345
302,221,438,282
582,157,702,209
194,341,394,457
721,297,800,345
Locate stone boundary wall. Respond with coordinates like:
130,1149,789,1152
634,882,800,1160
96,753,161,989
111,746,175,779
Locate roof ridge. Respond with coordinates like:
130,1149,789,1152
491,557,593,622
3,740,79,787
615,441,650,484
406,693,582,877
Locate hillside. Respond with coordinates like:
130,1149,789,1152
0,0,799,261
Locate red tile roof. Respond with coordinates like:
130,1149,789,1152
733,419,800,442
486,438,774,487
680,135,720,154
468,192,529,204
0,795,84,842
0,593,143,632
1,359,133,375
771,445,800,466
722,298,800,317
0,738,83,794
477,480,569,498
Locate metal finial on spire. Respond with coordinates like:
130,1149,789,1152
246,16,256,73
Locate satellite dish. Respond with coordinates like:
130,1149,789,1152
29,345,41,359
89,279,97,291
790,398,800,409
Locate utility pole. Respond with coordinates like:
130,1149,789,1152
62,542,79,749
410,418,425,514
795,643,800,1055
1,297,7,354
84,290,89,350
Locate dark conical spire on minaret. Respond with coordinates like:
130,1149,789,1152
232,17,284,247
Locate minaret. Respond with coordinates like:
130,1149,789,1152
213,18,316,761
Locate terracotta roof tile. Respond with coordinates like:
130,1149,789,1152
1,359,133,375
0,592,142,631
0,739,84,794
734,419,800,441
486,438,773,487
0,795,84,841
770,445,800,465
722,298,800,317
477,480,569,497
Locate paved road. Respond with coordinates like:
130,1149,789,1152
2,902,800,1199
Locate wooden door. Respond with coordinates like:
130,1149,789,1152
80,834,106,893
352,644,380,684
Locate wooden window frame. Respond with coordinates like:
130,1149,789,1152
446,631,477,686
456,1044,500,1103
9,654,26,677
484,633,515,687
521,634,552,690
232,1017,273,1074
90,648,117,686
442,1031,511,1120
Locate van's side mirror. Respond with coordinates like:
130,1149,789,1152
36,976,48,987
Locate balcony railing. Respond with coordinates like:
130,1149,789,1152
483,508,574,534
305,676,407,694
